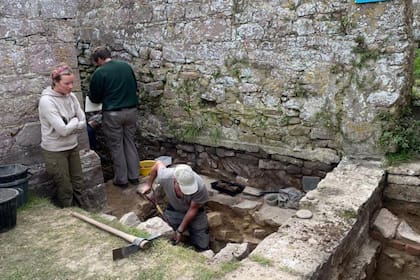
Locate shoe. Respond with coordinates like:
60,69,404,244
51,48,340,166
128,179,139,185
113,182,128,188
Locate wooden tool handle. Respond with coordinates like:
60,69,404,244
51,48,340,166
71,212,149,248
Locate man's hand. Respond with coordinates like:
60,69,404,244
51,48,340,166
172,229,182,245
136,183,152,195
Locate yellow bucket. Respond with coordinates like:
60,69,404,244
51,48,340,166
139,160,156,176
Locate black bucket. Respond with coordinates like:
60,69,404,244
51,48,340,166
0,164,29,183
0,177,28,207
0,188,19,233
0,164,29,207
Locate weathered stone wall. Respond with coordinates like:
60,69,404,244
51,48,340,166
77,0,415,165
0,1,417,201
0,0,81,164
0,0,104,210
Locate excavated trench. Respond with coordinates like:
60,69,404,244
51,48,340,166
103,174,292,254
100,158,420,279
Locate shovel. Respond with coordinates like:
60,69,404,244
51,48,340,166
71,212,159,260
137,187,171,226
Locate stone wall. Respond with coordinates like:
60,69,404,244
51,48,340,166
0,0,417,205
76,0,415,164
140,138,335,190
0,0,104,210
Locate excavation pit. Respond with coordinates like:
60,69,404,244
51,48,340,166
104,175,298,254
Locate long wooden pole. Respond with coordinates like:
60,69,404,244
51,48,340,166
71,212,149,249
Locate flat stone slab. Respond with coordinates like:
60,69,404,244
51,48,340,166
397,220,420,245
232,200,262,216
252,204,296,227
296,209,313,219
386,161,420,176
372,208,400,239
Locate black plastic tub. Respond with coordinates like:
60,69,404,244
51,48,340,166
0,164,29,207
0,188,19,233
211,180,245,196
0,164,29,183
0,177,28,207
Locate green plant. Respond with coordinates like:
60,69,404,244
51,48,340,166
414,48,420,80
313,103,338,132
378,108,420,164
352,36,380,68
339,15,352,34
288,2,297,11
177,80,197,116
209,127,223,144
337,208,358,220
178,120,205,141
330,63,345,75
250,254,272,266
212,68,222,79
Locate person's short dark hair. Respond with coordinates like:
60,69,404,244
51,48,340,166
91,46,111,63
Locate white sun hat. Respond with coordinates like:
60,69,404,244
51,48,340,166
174,164,198,195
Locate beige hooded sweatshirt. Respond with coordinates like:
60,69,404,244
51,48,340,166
38,86,86,152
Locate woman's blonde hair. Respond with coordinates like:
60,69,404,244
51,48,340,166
51,63,73,87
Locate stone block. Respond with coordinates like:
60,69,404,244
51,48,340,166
253,228,268,239
387,174,420,186
119,211,140,227
384,183,420,203
207,211,223,227
15,122,41,147
232,200,261,216
372,208,400,239
258,159,286,170
136,216,172,236
396,220,420,245
252,204,295,227
387,162,420,176
211,242,250,264
83,183,107,211
302,176,321,191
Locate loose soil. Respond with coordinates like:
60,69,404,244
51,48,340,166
104,179,141,218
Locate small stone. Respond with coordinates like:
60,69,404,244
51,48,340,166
296,209,313,219
200,249,215,259
306,192,316,200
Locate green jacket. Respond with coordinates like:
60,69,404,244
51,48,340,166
89,60,138,111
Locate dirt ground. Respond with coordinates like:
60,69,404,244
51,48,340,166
0,197,237,280
104,179,142,218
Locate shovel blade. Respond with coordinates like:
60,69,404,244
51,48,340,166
112,244,140,261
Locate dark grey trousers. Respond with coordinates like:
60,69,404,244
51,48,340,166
165,208,210,250
102,108,139,185
42,147,84,207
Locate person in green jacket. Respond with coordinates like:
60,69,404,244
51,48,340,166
89,46,139,188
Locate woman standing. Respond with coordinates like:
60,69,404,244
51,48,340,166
38,63,86,207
